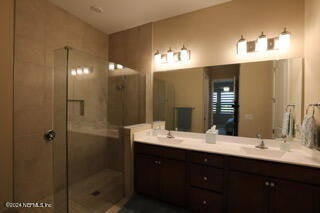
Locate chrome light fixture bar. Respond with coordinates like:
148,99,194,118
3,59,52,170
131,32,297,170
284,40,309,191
237,28,291,56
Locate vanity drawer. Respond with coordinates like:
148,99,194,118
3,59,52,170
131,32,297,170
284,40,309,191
135,142,162,157
134,142,186,161
228,156,320,186
188,187,223,213
189,164,224,192
189,151,224,168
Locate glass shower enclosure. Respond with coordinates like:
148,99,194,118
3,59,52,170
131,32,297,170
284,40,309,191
53,47,145,213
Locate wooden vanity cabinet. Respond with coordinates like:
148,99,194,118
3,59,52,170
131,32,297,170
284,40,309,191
227,157,318,213
134,142,320,213
134,143,187,206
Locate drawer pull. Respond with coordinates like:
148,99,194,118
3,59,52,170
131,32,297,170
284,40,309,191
204,158,208,163
270,182,275,187
265,181,270,186
203,176,208,181
202,200,207,205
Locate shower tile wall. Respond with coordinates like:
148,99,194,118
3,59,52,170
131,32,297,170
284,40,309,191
14,0,108,209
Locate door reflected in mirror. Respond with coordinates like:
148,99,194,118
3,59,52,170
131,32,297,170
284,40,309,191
153,58,303,139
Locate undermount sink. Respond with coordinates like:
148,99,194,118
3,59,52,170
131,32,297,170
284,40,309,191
241,147,286,158
157,136,183,144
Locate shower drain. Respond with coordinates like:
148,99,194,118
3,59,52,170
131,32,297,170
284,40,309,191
91,190,101,196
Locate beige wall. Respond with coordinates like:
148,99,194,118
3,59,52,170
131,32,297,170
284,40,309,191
14,0,107,207
304,0,320,125
109,24,153,122
0,0,14,211
239,61,274,138
154,68,204,132
153,0,304,71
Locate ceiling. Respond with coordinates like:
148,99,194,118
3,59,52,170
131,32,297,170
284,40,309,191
48,0,231,34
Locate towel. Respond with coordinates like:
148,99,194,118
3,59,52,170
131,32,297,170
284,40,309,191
281,112,294,138
301,114,318,148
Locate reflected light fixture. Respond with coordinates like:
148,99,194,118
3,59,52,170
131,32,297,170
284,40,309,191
71,69,77,76
167,48,174,64
116,64,124,69
256,32,268,52
279,28,291,51
83,67,90,74
180,45,190,62
154,50,161,64
109,63,115,70
76,67,83,75
223,87,230,92
237,35,247,56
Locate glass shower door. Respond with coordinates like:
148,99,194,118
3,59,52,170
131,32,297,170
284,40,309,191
53,48,125,213
53,48,69,213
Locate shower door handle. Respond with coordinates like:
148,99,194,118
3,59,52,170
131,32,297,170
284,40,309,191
44,129,56,142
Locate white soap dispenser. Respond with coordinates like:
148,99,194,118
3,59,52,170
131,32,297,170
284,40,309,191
206,125,217,144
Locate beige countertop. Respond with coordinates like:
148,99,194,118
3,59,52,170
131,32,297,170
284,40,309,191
134,130,320,169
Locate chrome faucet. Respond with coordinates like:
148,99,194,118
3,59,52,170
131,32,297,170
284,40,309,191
256,134,268,149
167,130,175,139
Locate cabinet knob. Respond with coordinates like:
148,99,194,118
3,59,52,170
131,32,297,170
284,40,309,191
158,160,161,165
203,176,208,181
265,181,270,186
270,182,275,187
204,158,208,163
202,200,207,205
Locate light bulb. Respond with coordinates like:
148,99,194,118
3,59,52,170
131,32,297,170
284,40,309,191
167,48,174,64
76,67,83,75
256,32,268,52
71,69,77,76
279,28,291,51
116,64,124,69
223,87,230,92
109,63,115,70
154,50,161,64
180,45,190,62
83,67,90,74
237,35,247,56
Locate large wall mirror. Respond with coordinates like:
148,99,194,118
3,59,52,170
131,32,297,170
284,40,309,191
153,58,303,139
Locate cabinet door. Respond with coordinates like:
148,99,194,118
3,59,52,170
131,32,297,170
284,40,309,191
270,179,315,213
160,159,186,206
134,154,160,198
227,171,269,213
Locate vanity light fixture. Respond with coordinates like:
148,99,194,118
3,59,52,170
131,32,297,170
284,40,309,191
108,62,125,71
71,69,77,76
237,35,247,56
180,45,190,62
237,28,291,55
76,67,83,75
154,50,161,65
279,28,291,51
71,66,92,76
256,32,268,52
154,45,191,65
83,67,90,74
109,63,115,70
116,64,124,69
223,87,230,92
167,48,174,64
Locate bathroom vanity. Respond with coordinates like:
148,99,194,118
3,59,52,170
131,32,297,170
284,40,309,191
133,131,320,213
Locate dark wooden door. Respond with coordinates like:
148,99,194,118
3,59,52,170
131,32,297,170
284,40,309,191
269,179,315,213
160,159,186,206
227,171,269,213
134,154,160,198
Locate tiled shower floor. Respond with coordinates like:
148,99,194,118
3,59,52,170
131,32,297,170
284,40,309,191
68,169,124,213
19,169,124,213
